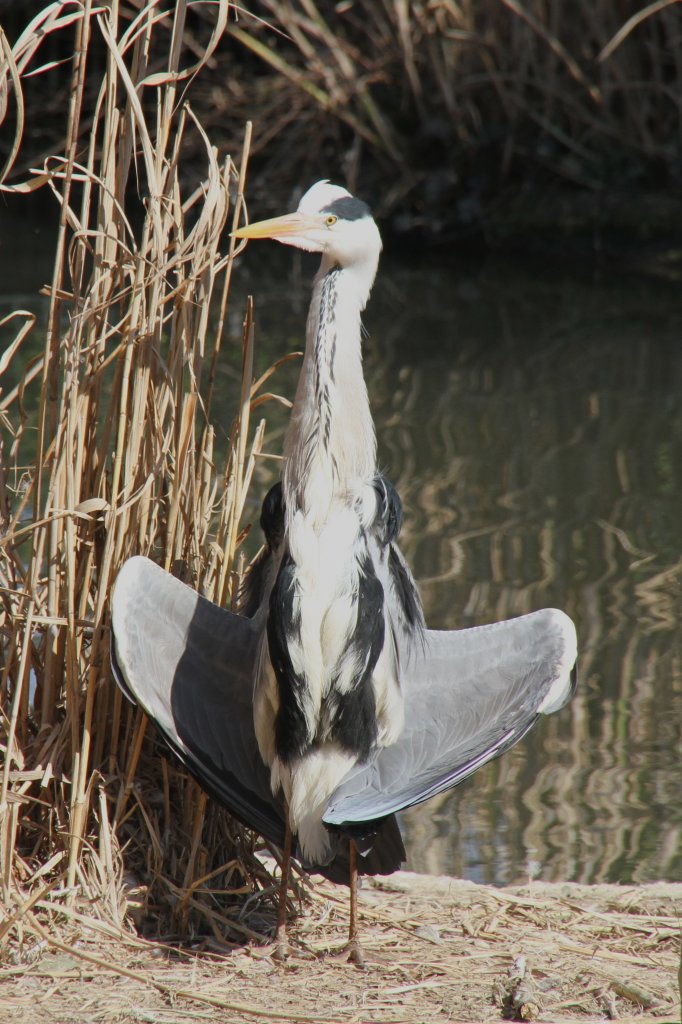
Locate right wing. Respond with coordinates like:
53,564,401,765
111,556,287,848
110,556,405,881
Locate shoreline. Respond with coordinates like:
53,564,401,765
3,869,679,1023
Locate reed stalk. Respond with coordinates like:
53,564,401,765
217,1,682,222
0,1,281,943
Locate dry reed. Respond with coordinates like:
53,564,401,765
212,0,682,229
2,3,679,235
0,0,286,951
1,871,679,1022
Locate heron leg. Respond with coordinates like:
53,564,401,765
347,839,365,968
274,807,292,959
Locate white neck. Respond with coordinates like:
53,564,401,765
283,259,377,527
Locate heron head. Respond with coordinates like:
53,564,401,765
232,181,382,272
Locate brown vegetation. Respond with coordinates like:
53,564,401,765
2,873,680,1022
0,7,680,1022
3,3,682,236
0,0,288,949
216,0,682,236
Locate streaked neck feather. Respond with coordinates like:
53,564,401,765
283,266,376,528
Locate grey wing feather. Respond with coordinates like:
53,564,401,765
323,608,577,827
111,556,286,848
110,556,406,881
111,558,575,871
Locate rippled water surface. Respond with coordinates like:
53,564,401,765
3,207,681,885
235,246,682,886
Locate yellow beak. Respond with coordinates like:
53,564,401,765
232,212,320,241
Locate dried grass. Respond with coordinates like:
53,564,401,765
0,0,291,955
0,873,679,1022
210,1,682,225
3,3,680,235
1,7,681,1019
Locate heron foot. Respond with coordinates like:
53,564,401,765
272,926,289,962
347,937,366,969
328,938,367,969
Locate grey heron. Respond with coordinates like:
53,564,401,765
111,181,577,965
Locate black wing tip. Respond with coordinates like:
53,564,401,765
318,814,406,883
110,630,138,706
568,662,578,700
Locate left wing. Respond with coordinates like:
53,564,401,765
323,608,577,828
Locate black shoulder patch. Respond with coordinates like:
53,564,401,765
323,196,372,222
328,551,383,761
238,481,284,616
260,481,285,551
268,556,310,762
372,475,403,545
237,547,270,617
388,545,425,632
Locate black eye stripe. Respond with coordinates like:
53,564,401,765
322,196,372,221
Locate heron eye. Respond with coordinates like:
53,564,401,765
325,215,338,227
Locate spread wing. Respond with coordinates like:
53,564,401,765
323,609,577,827
111,557,576,872
110,556,405,881
111,556,286,848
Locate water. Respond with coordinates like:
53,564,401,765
2,208,681,886
236,246,682,886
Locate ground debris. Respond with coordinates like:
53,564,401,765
1,873,680,1024
610,979,666,1010
595,985,619,1019
493,955,542,1021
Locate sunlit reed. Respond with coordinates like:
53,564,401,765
0,1,285,945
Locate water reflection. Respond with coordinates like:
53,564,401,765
2,214,680,885
237,250,682,885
